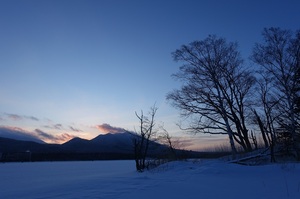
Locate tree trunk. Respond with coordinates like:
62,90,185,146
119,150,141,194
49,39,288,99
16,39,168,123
253,110,269,148
224,118,237,158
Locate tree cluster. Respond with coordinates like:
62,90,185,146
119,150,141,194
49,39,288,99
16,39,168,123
167,27,300,161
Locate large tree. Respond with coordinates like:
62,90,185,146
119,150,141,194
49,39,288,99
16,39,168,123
167,35,255,155
252,27,300,159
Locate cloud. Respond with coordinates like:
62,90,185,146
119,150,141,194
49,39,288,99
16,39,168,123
25,116,39,121
0,126,76,144
96,123,125,134
4,113,39,121
0,126,44,143
69,126,82,132
34,129,56,140
6,114,22,120
34,129,76,144
43,124,63,130
54,124,63,129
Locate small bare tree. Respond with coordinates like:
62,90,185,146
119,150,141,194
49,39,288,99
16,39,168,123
133,105,157,172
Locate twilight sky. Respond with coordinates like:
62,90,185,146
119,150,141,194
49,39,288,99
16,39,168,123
0,0,299,150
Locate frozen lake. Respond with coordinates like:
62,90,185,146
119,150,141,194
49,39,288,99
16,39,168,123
1,160,300,199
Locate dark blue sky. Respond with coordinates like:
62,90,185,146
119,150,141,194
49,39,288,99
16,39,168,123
0,0,299,149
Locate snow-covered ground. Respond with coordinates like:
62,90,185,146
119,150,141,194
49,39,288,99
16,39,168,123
0,159,299,199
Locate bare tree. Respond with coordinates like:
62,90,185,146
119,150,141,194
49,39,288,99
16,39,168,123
252,74,279,162
252,27,300,159
167,35,255,156
133,105,157,172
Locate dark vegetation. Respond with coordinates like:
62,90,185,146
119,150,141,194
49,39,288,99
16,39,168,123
132,104,230,171
167,27,300,163
0,135,227,162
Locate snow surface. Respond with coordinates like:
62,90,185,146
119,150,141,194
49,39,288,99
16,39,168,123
0,160,300,199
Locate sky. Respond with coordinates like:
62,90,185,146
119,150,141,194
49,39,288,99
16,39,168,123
0,0,299,150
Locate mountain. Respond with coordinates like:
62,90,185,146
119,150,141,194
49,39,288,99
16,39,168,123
90,132,134,152
0,137,60,153
61,137,91,152
0,132,170,161
0,132,137,154
61,132,135,153
0,126,45,144
0,132,226,162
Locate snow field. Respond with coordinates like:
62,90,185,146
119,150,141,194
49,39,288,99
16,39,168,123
0,160,299,199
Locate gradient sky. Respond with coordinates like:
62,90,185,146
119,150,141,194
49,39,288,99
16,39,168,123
0,0,299,150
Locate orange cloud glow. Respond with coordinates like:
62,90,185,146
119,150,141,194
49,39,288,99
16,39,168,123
95,123,126,134
34,129,76,144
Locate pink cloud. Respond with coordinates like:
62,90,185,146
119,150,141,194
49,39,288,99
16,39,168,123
0,126,76,144
95,123,125,134
34,129,76,144
0,126,44,143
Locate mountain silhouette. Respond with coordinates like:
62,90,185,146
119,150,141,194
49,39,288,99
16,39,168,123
0,126,45,144
0,131,174,161
0,137,60,153
0,132,227,162
61,132,135,153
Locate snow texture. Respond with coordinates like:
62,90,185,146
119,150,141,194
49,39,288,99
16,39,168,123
0,160,300,199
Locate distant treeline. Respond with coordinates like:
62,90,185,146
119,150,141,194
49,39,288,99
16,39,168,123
0,152,135,162
0,151,229,162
